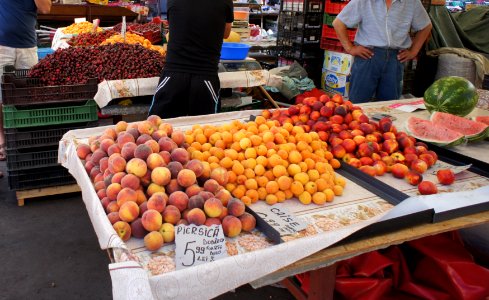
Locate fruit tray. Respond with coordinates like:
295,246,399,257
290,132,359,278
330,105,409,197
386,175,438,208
8,165,75,191
1,68,98,106
6,146,60,171
4,121,98,150
321,25,356,41
2,100,98,129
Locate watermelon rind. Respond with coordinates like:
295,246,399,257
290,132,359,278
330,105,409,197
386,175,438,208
405,117,466,147
424,76,478,117
431,112,489,142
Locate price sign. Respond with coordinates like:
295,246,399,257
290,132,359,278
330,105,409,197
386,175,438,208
253,203,308,236
175,224,227,270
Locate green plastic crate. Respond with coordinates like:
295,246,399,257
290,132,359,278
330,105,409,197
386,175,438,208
323,13,336,27
3,100,98,129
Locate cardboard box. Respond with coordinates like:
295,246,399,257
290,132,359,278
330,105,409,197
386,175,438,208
323,50,353,75
321,68,350,97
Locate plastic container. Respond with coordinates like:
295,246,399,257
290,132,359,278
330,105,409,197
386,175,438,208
2,100,98,129
8,166,75,191
234,7,250,21
6,147,59,171
37,48,55,61
220,43,251,60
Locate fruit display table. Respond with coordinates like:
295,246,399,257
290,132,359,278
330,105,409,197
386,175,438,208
57,100,489,299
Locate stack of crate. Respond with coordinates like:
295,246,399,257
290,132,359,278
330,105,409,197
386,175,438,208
320,0,356,53
1,66,99,192
277,0,325,85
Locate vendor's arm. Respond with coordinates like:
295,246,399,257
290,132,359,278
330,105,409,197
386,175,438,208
224,23,232,39
333,18,373,59
397,23,432,62
224,0,233,39
34,0,52,14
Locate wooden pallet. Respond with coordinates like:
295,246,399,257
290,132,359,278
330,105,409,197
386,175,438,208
16,184,80,206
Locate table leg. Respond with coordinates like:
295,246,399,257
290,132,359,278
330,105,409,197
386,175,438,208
282,263,337,300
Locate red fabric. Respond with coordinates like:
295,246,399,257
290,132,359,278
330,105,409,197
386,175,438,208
297,232,489,300
295,88,326,105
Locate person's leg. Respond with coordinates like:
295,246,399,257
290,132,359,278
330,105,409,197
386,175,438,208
0,45,18,164
148,71,190,118
348,55,379,103
375,49,404,101
189,74,221,116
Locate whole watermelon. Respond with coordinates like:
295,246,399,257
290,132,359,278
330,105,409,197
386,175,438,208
424,76,478,117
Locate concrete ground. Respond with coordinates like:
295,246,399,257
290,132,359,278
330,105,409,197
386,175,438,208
0,160,294,299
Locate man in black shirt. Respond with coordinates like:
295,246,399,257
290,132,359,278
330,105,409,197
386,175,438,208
149,0,233,118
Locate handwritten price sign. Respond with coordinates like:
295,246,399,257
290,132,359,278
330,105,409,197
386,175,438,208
175,224,228,270
253,203,308,236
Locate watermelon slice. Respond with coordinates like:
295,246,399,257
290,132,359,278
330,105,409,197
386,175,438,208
473,115,489,125
431,112,489,142
406,116,465,147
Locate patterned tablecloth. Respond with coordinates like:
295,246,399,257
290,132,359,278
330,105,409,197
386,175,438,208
477,89,489,110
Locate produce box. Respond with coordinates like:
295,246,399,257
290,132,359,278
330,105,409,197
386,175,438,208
1,67,98,106
6,147,59,171
321,68,350,97
8,165,75,191
2,100,98,129
323,50,353,75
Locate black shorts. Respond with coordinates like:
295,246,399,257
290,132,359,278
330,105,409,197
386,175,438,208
148,71,221,118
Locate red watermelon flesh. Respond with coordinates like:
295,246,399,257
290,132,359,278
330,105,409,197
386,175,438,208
406,116,465,146
474,116,489,125
431,112,488,140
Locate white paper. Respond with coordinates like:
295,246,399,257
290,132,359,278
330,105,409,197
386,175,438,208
74,17,86,23
389,99,426,112
251,202,308,235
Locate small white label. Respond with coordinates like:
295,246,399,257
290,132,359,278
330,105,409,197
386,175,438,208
74,18,86,24
252,203,308,236
175,224,228,270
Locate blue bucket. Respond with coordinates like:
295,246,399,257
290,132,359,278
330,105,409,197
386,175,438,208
220,42,251,60
38,48,55,61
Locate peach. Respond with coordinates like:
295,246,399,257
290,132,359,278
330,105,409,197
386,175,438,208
107,211,121,225
137,120,155,136
404,153,419,166
177,169,197,188
382,139,399,154
144,231,164,251
341,139,356,153
94,181,106,192
177,219,189,226
185,159,204,177
219,206,228,220
158,137,177,153
77,143,91,160
135,189,147,205
239,212,256,232
146,183,165,197
159,151,172,166
185,184,202,198
166,179,183,194
107,144,121,156
410,159,428,174
391,152,405,163
113,221,132,241
119,201,140,222
418,181,438,195
126,158,148,178
359,156,374,166
116,187,138,206
436,169,455,185
210,167,229,186
120,173,141,190
139,201,148,216
186,208,207,226
114,121,128,133
167,161,183,179
108,155,126,174
372,161,388,176
100,139,115,154
145,139,160,154
146,153,166,170
147,192,168,212
126,128,140,140
117,132,135,147
97,189,107,200
215,189,232,206
204,198,223,218
151,167,171,186
419,153,436,167
141,209,163,231
147,115,162,127
136,134,152,145
101,197,111,210
204,218,221,227
170,148,189,165
359,165,376,177
189,195,205,210
121,142,137,160
99,157,109,174
131,218,148,238
90,149,107,165
106,201,120,214
391,163,409,179
405,171,423,186
140,170,152,187
159,223,175,243
162,205,181,224
171,130,185,146
168,191,189,212
89,166,101,181
199,190,215,201
222,215,242,238
111,171,126,184
152,129,167,141
227,198,245,217
203,179,221,194
134,144,153,161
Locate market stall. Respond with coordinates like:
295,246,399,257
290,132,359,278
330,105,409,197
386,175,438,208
55,97,489,299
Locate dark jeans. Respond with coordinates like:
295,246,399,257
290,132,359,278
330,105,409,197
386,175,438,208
148,71,221,118
349,47,404,103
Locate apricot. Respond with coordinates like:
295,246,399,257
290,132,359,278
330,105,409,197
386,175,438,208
113,221,132,241
222,215,242,238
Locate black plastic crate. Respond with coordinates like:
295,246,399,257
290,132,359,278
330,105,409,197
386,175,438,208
4,121,98,150
294,28,322,44
281,0,324,12
8,166,75,191
296,13,323,29
6,146,60,171
1,66,98,106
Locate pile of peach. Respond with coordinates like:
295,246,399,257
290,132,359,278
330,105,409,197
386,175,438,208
76,116,255,251
183,118,346,206
261,94,456,195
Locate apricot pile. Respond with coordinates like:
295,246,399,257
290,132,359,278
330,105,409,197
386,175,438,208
62,21,103,34
261,94,454,194
100,32,166,56
183,117,345,206
76,116,255,251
